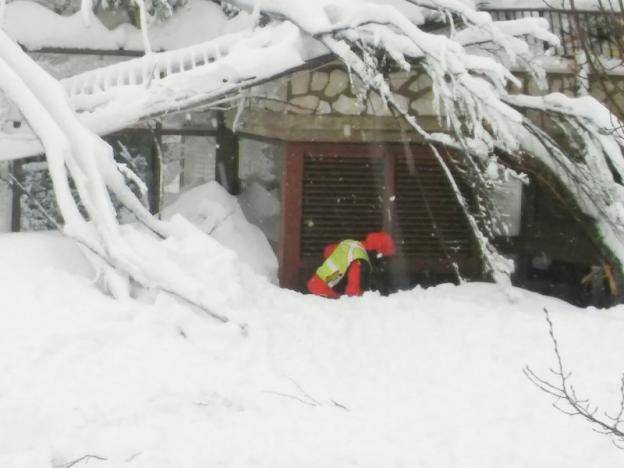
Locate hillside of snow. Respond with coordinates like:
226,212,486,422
0,228,623,467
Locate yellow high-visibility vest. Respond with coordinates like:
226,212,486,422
316,239,371,287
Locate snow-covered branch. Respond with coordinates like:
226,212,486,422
3,0,624,298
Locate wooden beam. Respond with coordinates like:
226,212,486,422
10,160,22,232
279,143,304,290
149,125,162,215
215,111,240,195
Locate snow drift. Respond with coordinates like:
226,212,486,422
161,181,278,281
0,231,623,467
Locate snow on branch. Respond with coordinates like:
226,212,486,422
504,93,624,269
220,0,560,284
3,0,624,298
0,27,242,324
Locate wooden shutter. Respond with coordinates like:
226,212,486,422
299,146,385,286
279,143,480,291
392,147,477,272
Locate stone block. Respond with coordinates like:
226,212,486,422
291,95,319,114
290,71,311,96
255,78,288,101
325,69,350,97
408,74,432,94
389,72,410,91
259,98,287,113
333,95,366,115
311,72,329,92
317,100,332,114
367,91,393,116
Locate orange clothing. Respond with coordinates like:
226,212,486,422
306,231,395,299
307,241,365,298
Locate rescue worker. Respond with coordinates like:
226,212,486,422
307,231,396,298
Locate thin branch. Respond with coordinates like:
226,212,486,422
526,307,624,445
261,390,319,407
56,454,108,468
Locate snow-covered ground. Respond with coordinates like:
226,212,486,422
1,227,623,467
161,182,278,281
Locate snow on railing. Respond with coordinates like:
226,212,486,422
56,7,624,102
61,33,236,98
0,22,313,161
484,8,624,58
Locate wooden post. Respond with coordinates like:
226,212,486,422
10,160,22,232
382,144,396,233
279,143,303,289
149,123,162,215
215,111,240,195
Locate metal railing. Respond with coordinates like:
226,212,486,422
483,8,624,59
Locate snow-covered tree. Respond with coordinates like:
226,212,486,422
2,0,624,314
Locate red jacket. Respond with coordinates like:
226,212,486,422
306,231,395,299
307,243,365,298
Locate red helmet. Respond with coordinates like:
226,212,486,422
363,231,396,256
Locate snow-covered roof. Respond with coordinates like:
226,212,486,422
3,0,253,51
481,0,611,9
4,0,610,56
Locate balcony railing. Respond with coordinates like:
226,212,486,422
483,8,624,59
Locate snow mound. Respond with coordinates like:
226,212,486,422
0,230,624,467
4,1,122,50
237,181,280,244
162,181,278,281
4,0,253,51
0,231,93,277
0,232,624,466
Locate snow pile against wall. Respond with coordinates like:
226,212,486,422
161,181,278,281
3,0,253,51
237,182,280,245
0,231,623,467
238,138,281,246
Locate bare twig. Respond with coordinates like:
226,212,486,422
262,377,349,411
261,390,320,407
55,454,108,468
525,307,624,446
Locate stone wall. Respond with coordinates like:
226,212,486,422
252,63,437,118
233,60,624,143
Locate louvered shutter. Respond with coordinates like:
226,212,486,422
300,149,385,286
280,143,480,291
392,149,476,272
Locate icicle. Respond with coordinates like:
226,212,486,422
251,0,263,28
81,0,93,27
133,0,153,54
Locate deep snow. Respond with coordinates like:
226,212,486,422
0,229,623,467
161,182,278,281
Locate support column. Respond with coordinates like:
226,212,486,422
215,111,240,195
149,124,162,215
279,143,303,289
10,160,22,232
